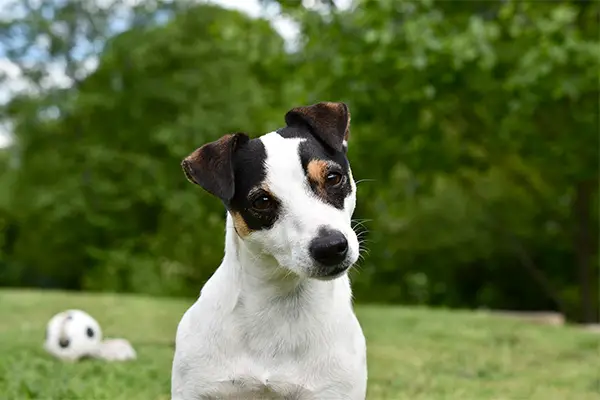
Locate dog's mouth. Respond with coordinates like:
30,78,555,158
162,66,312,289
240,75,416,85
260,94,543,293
311,263,352,281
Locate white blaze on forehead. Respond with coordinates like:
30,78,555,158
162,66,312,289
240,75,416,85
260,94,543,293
259,132,307,198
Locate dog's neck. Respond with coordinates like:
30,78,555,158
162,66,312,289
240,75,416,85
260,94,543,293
221,214,350,312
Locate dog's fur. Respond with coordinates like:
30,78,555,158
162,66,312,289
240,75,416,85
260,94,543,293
171,102,367,399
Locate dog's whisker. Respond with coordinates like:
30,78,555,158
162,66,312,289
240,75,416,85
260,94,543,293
352,221,371,232
351,219,372,226
355,178,375,185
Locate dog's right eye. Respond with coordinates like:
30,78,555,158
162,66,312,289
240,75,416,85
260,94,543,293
325,172,343,186
251,194,275,211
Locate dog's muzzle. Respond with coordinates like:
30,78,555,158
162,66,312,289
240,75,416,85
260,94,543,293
309,228,350,278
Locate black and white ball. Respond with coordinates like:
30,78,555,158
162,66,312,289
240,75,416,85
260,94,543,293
44,309,103,361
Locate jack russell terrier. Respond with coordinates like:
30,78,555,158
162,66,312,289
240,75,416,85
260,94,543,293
172,102,367,399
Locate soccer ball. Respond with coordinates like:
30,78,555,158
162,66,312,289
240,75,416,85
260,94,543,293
44,309,103,361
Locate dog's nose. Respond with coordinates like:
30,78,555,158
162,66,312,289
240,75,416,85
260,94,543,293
309,230,348,266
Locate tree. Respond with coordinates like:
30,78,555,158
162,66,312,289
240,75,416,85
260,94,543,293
2,0,598,322
265,0,600,321
4,3,290,294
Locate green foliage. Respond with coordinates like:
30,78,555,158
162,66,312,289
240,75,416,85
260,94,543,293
277,0,599,319
3,3,290,294
0,0,598,321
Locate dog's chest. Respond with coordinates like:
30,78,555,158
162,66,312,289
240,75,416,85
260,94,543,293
219,354,326,399
195,338,358,400
227,302,357,382
173,291,365,399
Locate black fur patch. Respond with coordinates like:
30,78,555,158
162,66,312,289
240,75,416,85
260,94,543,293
228,139,281,231
276,126,352,210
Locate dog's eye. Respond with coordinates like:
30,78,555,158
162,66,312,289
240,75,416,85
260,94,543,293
252,194,274,211
325,172,343,186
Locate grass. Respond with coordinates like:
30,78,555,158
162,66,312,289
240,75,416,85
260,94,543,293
0,289,598,400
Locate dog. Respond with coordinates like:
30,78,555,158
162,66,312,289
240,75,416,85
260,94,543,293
171,102,367,399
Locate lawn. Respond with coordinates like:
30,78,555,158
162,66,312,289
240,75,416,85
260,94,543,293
0,289,598,400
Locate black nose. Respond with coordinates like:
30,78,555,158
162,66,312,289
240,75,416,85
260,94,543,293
309,230,348,266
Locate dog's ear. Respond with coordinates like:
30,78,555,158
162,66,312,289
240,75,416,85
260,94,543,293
181,133,249,203
285,102,351,152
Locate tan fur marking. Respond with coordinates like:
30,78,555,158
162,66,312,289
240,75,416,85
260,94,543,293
231,212,251,237
307,160,328,185
307,159,329,198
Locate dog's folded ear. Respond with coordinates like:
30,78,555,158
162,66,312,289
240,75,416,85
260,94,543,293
181,133,249,203
285,102,351,153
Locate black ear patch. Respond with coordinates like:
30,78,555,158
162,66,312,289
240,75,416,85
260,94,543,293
182,133,250,204
285,102,351,152
86,327,95,338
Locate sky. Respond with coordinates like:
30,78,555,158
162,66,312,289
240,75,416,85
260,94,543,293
0,0,350,148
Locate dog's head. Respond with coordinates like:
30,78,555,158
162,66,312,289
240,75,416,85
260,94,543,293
182,102,358,280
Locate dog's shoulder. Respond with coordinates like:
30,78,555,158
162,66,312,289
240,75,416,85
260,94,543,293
174,270,239,344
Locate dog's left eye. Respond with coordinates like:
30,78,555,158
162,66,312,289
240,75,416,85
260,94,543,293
325,172,343,186
252,195,275,211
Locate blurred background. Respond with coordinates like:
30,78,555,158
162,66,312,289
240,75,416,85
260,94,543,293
0,0,598,323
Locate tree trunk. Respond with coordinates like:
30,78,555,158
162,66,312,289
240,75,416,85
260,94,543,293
574,180,599,323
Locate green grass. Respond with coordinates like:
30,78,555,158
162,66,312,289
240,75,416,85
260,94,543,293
0,289,598,400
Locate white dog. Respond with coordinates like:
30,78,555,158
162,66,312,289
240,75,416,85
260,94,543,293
171,102,367,399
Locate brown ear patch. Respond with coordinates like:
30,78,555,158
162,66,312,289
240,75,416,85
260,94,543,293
181,133,249,203
344,112,351,143
231,211,251,237
285,102,351,152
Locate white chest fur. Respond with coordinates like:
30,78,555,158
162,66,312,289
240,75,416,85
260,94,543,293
171,245,367,400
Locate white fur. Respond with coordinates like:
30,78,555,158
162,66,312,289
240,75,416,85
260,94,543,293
171,132,367,399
